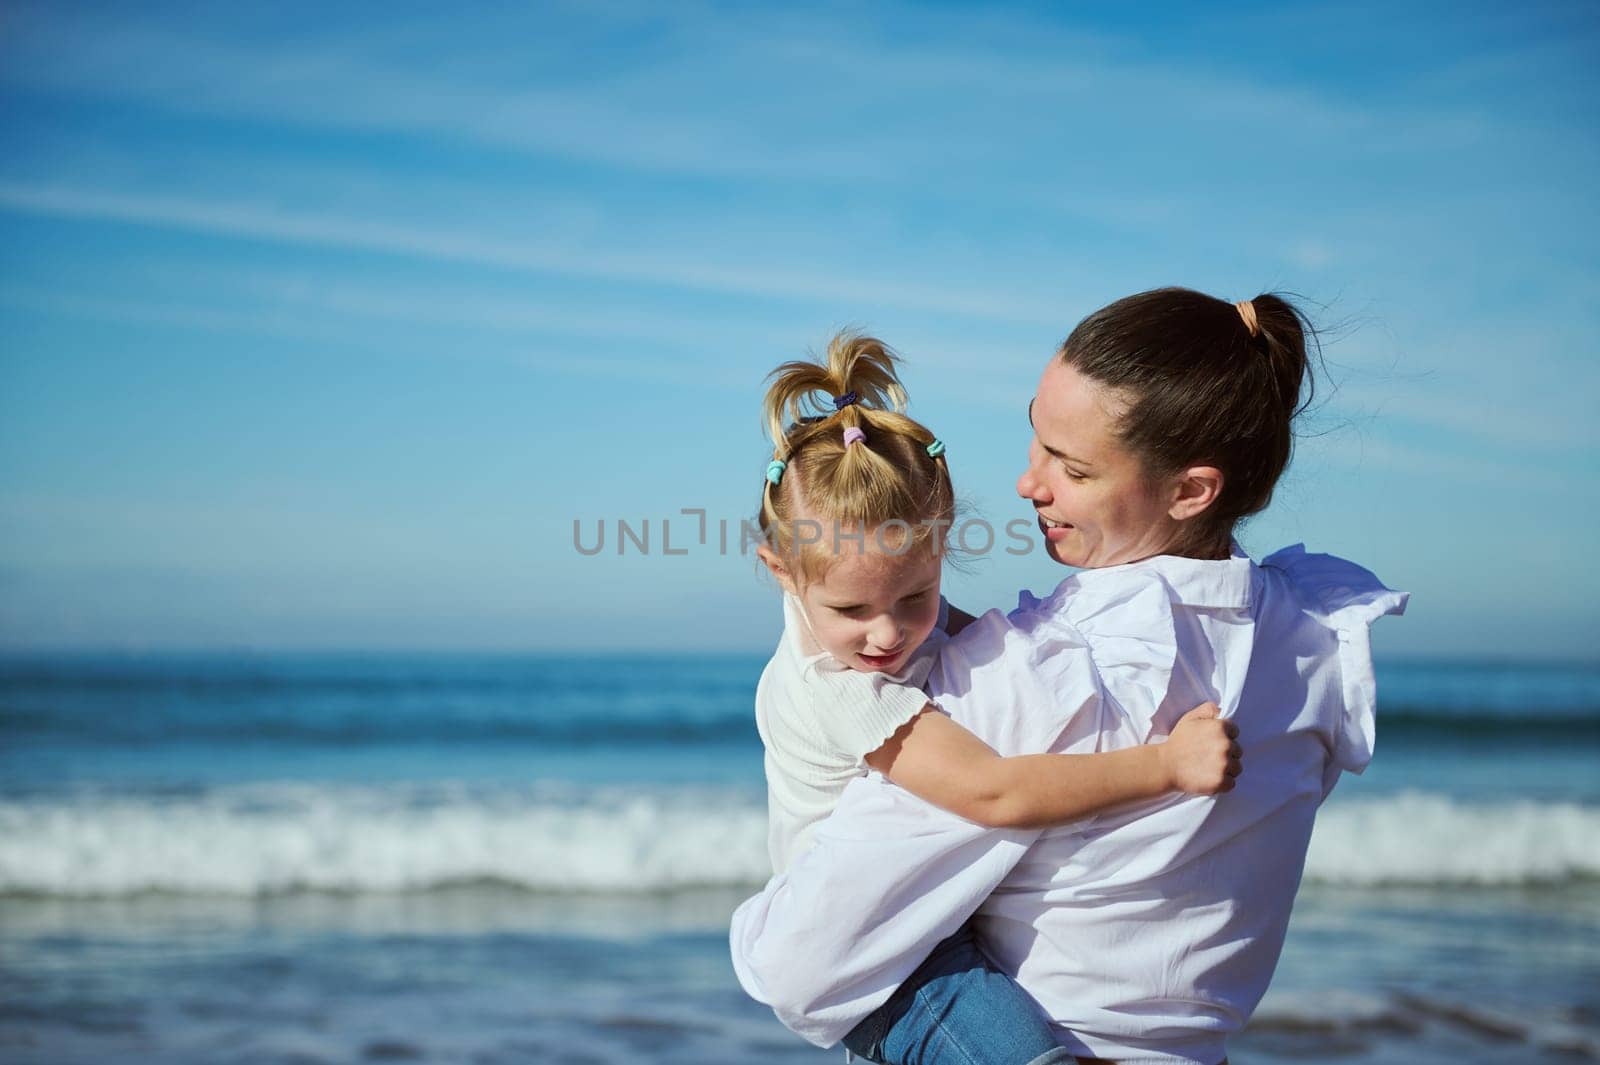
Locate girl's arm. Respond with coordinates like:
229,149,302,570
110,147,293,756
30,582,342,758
864,702,1239,829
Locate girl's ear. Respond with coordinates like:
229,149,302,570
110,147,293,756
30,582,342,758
756,545,799,596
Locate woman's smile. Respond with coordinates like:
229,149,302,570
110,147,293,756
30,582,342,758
1036,512,1075,542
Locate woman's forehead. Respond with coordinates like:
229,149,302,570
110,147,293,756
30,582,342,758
1033,359,1127,457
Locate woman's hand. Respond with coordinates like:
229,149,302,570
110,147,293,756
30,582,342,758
1159,703,1242,794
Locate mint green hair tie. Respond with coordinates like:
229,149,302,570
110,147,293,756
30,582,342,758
926,439,946,458
765,459,787,486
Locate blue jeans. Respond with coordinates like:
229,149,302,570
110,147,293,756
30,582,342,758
841,925,1076,1065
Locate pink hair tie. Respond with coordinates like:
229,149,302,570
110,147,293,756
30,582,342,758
842,426,866,447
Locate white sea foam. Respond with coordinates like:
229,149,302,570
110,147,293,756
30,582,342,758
1303,791,1600,886
2,785,1596,896
0,783,771,897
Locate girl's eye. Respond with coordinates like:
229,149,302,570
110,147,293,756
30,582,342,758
1061,463,1087,481
902,591,931,603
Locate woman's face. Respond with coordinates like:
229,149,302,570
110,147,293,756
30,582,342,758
1016,359,1185,569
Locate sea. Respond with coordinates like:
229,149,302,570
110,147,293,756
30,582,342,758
1,652,1596,1065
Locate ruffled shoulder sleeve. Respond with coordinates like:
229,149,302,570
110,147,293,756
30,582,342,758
929,572,1178,757
1261,544,1409,774
1026,573,1181,742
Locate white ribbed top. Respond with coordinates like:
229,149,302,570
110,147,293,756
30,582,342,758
754,594,949,874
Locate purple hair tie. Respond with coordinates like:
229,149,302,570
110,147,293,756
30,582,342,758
833,391,859,411
842,426,866,447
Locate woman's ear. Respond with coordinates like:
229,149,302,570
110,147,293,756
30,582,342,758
1167,466,1223,521
756,545,799,596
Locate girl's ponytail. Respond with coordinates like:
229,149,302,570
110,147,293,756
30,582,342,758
762,333,907,449
757,332,952,581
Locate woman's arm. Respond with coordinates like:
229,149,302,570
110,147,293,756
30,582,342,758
731,776,1033,1046
865,702,1239,829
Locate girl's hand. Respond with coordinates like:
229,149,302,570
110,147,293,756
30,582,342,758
1159,703,1242,795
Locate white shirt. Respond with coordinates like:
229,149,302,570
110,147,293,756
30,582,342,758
730,544,1407,1065
755,594,949,873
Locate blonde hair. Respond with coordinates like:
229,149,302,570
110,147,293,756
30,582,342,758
758,331,954,582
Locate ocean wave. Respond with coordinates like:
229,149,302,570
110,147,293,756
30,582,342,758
1303,792,1600,886
5,655,1597,749
0,655,763,698
0,784,772,897
1248,989,1599,1060
0,704,761,746
1379,706,1600,742
2,786,1596,897
4,703,1590,750
0,654,764,747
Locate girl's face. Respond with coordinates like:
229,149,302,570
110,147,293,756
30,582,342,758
1016,359,1185,569
763,535,943,675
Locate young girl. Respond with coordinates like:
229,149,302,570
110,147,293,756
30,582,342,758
751,332,1241,1065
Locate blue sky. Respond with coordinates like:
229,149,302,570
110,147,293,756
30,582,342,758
1,0,1596,659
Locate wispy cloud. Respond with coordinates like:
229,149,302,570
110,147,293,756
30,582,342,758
0,281,767,390
1307,432,1576,494
2,0,1595,652
0,182,1064,324
1,4,892,182
1334,382,1598,452
0,1,1514,202
0,283,339,343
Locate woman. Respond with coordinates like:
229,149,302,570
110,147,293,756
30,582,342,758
730,288,1408,1065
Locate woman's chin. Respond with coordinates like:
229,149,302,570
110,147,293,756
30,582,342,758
1045,539,1087,568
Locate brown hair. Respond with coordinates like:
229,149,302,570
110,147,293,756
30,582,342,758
1058,287,1316,555
758,331,954,582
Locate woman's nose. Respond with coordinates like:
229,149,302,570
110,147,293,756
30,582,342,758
1017,460,1049,503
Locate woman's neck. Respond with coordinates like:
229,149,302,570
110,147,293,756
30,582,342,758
1164,525,1233,562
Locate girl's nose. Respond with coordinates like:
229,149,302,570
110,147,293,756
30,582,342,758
869,614,903,652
